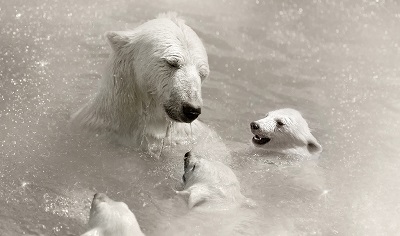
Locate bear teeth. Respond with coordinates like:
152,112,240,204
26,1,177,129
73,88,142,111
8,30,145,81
252,135,270,145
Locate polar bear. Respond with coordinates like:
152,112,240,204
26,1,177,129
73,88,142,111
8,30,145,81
176,151,248,209
72,13,210,148
147,151,265,235
250,108,322,157
81,193,144,236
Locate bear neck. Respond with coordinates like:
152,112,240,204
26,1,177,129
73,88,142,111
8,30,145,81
91,62,172,142
264,139,312,158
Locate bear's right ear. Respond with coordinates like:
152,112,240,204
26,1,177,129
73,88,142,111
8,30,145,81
105,31,131,52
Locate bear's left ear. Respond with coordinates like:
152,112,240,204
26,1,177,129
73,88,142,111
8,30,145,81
105,31,131,52
306,134,322,154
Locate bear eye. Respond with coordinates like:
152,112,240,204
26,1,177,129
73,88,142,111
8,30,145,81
276,120,284,126
164,57,181,68
192,164,196,171
166,60,180,68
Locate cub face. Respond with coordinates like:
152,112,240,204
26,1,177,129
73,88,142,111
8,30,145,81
250,108,322,156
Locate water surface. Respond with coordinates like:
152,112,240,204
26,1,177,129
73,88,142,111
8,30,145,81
1,0,400,235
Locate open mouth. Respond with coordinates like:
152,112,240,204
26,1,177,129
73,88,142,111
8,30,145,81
252,135,271,145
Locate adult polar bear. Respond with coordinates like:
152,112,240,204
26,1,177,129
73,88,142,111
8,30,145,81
72,13,211,150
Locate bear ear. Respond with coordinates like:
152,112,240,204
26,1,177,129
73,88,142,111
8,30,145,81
306,135,322,154
105,31,131,52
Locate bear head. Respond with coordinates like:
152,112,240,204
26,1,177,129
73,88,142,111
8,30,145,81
105,14,209,124
178,151,245,209
81,193,144,236
250,108,322,156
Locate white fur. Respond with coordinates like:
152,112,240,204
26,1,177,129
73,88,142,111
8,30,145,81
251,108,322,157
81,193,144,236
176,152,250,209
71,13,209,148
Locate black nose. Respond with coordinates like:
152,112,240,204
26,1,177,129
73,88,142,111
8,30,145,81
182,104,201,122
93,193,107,202
184,151,191,159
250,122,259,130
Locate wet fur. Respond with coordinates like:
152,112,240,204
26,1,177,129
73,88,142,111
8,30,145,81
81,193,144,236
251,108,322,157
71,13,209,148
177,152,250,209
153,152,260,235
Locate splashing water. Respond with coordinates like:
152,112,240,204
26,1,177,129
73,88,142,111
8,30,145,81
157,120,172,159
139,102,150,148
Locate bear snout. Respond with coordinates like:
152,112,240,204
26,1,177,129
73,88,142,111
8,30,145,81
184,151,191,158
182,103,201,122
250,121,260,131
93,193,109,202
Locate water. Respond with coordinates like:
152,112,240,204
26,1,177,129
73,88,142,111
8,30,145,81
1,0,399,235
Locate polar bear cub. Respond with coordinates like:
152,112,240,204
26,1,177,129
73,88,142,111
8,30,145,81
81,193,144,236
177,151,248,209
250,108,322,157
